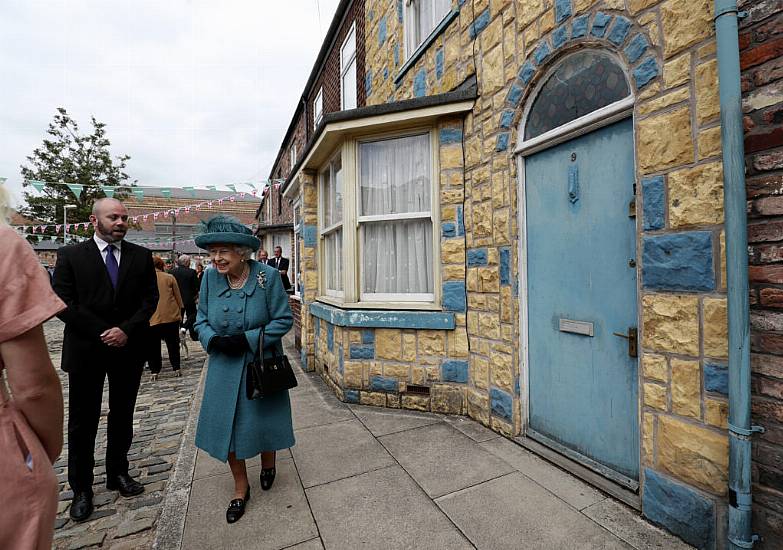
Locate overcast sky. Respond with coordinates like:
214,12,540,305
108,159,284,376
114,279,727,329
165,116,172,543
0,0,341,207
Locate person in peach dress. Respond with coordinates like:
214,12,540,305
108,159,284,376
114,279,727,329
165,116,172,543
0,184,66,550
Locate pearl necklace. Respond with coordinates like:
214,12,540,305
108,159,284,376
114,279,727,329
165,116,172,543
227,264,250,289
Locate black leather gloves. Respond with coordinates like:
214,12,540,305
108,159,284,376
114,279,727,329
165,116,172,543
209,334,249,355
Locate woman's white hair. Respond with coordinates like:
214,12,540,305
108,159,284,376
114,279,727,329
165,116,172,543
0,184,10,226
232,245,254,260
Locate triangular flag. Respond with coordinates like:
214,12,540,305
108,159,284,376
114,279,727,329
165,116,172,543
160,188,171,198
29,180,46,192
206,185,216,191
56,225,62,232
50,235,57,241
66,183,84,196
133,188,144,201
102,186,115,198
229,195,236,202
0,177,7,185
226,184,236,192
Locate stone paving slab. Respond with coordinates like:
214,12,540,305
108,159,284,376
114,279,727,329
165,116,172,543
348,403,442,437
436,472,632,550
182,458,319,550
378,422,515,498
306,465,473,550
44,319,208,550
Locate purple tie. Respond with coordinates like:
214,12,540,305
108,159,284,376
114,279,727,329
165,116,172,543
105,244,119,288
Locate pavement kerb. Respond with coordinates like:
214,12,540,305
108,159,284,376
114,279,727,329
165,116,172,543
152,358,208,550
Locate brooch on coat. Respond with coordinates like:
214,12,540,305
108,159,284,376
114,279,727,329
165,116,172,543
257,271,267,289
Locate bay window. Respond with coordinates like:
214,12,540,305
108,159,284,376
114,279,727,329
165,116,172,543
320,153,344,296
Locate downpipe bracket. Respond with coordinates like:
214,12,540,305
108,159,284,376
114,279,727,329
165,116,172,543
729,423,766,437
728,534,759,549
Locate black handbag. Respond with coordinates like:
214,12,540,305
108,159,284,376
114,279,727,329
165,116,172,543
245,328,298,400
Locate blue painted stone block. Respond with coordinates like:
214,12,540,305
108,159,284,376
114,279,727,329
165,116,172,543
507,84,523,106
394,44,400,66
327,323,334,351
642,232,715,292
442,360,469,383
370,375,399,393
624,34,649,64
607,16,631,45
378,16,387,46
499,110,514,129
456,205,465,236
300,347,308,370
467,248,488,267
704,363,728,395
413,69,427,97
555,0,571,23
642,175,664,231
490,388,513,420
442,222,457,238
365,70,373,97
443,281,467,312
345,390,360,404
314,318,321,339
514,377,521,396
436,49,444,79
518,61,535,85
591,12,612,37
383,67,389,81
634,57,659,89
440,127,463,145
350,344,375,360
396,0,403,23
339,349,344,373
500,247,511,286
362,329,375,344
571,15,588,38
495,133,510,152
513,277,519,297
642,469,715,549
368,9,374,21
469,8,491,39
533,42,551,65
552,25,568,49
303,225,317,247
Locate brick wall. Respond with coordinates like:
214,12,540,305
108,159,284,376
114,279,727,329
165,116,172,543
741,0,783,546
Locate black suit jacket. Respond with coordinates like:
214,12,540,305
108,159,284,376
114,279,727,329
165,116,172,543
171,265,199,307
270,256,291,290
52,239,158,372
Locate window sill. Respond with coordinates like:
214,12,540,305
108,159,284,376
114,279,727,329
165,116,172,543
309,301,455,330
394,8,460,86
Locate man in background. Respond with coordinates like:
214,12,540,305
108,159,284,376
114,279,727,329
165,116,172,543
171,254,199,340
52,198,158,522
270,245,291,291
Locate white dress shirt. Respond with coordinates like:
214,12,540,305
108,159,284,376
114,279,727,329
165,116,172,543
94,234,122,266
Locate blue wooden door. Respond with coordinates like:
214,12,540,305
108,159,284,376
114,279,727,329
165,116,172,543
525,118,639,483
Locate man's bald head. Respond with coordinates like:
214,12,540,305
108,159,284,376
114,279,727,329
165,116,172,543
90,198,128,243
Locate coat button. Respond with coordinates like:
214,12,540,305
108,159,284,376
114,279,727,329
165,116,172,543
225,291,231,298
237,307,243,313
236,322,243,328
223,306,229,312
239,291,245,298
222,321,229,327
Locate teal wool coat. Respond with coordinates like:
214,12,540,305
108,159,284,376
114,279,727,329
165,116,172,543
194,260,295,461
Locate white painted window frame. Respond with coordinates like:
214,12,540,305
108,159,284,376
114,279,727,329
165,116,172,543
515,49,636,433
319,149,345,299
314,88,324,128
340,24,357,110
290,142,297,168
292,198,302,299
403,0,453,61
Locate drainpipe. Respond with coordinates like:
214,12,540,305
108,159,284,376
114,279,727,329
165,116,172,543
714,1,760,548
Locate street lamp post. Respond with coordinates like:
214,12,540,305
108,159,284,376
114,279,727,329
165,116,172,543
63,204,77,242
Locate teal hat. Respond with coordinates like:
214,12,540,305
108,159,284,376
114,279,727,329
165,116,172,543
194,215,260,251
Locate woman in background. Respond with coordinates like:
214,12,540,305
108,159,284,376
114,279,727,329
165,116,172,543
147,256,184,380
0,184,65,549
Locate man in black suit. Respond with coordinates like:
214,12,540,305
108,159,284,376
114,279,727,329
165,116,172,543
52,198,158,522
271,245,291,290
171,254,199,339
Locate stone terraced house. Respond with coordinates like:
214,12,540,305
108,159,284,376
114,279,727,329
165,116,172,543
268,0,783,547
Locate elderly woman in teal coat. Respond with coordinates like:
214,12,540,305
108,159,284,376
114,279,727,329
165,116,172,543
193,216,294,524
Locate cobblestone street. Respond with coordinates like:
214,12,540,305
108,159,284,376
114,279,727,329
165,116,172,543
45,319,207,550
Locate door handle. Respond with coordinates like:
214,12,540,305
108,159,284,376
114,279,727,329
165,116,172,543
612,327,638,358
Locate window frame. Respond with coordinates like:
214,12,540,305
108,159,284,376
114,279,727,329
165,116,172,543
340,23,357,110
314,88,324,127
319,149,345,299
403,0,453,61
292,198,302,299
317,127,441,309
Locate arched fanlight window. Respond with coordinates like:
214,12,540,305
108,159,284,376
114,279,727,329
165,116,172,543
524,51,631,141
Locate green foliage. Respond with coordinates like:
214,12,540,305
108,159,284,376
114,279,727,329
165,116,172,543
20,107,135,238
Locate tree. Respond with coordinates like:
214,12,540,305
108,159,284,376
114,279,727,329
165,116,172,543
20,107,135,238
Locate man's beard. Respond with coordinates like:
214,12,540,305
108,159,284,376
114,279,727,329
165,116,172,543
97,220,126,242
